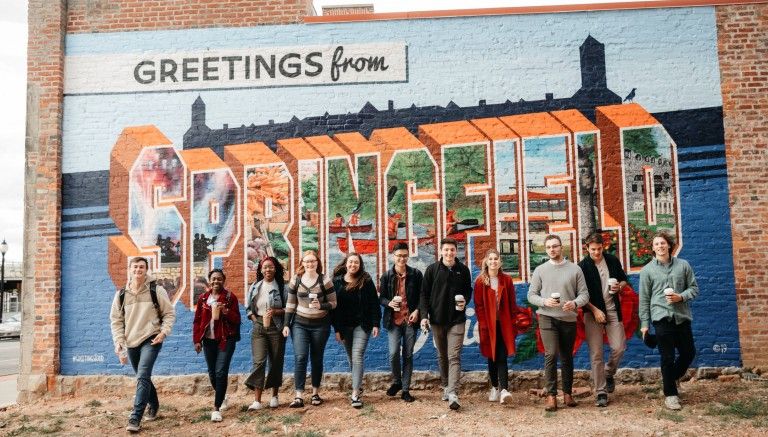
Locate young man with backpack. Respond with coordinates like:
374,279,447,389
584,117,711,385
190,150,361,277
110,257,176,433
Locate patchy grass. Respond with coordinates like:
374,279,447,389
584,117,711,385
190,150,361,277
359,404,379,418
191,410,210,424
258,424,276,433
543,411,556,418
280,413,302,425
85,400,102,408
656,410,685,423
706,398,767,420
7,418,64,436
641,384,661,393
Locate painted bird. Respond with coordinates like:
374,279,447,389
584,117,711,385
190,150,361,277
624,88,637,103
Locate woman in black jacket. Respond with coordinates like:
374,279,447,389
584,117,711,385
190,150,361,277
332,253,381,409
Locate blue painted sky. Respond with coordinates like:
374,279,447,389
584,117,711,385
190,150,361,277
63,6,722,173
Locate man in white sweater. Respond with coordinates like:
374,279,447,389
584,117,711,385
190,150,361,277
110,257,176,433
527,235,589,412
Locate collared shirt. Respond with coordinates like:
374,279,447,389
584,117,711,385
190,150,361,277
639,256,699,328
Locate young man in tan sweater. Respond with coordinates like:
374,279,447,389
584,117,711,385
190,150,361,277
110,257,176,433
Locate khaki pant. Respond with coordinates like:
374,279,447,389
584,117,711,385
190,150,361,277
539,315,577,396
431,323,464,395
244,319,286,391
584,310,626,395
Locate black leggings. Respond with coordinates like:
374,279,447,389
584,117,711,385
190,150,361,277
487,322,509,390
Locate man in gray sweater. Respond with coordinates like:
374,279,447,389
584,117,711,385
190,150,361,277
527,234,589,411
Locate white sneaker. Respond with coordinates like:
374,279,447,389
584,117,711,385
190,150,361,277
441,388,449,401
488,387,499,402
448,393,460,410
247,401,263,411
269,396,279,408
665,396,682,410
211,410,223,422
499,389,513,404
220,397,229,411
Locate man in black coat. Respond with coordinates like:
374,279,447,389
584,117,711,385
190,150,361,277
578,232,629,408
420,238,472,411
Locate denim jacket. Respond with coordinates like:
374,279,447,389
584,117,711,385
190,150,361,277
245,280,287,330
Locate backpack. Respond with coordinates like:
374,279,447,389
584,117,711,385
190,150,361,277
119,280,162,321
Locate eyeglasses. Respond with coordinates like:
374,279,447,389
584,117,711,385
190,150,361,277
302,259,318,264
394,254,409,258
545,244,561,249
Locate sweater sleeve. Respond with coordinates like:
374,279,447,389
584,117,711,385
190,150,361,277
527,268,545,308
366,277,381,329
639,268,651,329
680,261,699,302
284,276,298,327
573,268,590,308
109,290,126,348
321,276,338,311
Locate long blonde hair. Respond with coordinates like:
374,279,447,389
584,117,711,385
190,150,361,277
479,249,503,286
296,250,323,277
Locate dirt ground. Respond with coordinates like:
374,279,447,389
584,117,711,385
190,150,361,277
1,378,767,436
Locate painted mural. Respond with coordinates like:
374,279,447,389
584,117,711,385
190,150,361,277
60,7,739,374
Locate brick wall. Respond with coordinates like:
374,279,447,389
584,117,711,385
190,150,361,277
66,0,315,33
21,0,67,400
717,2,768,368
24,0,768,400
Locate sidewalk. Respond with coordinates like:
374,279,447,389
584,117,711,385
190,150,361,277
0,374,17,408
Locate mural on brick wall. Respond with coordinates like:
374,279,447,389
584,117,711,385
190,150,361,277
60,8,739,374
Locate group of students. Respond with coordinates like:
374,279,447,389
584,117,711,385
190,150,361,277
109,231,698,433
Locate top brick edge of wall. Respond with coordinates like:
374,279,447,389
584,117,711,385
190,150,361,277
305,0,768,23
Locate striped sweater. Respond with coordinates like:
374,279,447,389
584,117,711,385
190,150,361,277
285,274,337,326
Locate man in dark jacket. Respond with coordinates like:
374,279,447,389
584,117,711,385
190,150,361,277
578,232,628,407
420,238,472,411
379,242,422,402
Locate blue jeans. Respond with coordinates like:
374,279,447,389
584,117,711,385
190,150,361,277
127,337,162,422
202,338,237,409
387,323,417,391
340,326,370,393
291,322,330,392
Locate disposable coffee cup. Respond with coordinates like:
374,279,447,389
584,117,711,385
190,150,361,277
211,302,221,320
455,295,466,311
392,296,402,311
551,293,561,304
608,278,618,294
308,293,318,300
664,288,675,296
263,311,272,328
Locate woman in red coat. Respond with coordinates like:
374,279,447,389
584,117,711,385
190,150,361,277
192,269,241,422
474,249,521,404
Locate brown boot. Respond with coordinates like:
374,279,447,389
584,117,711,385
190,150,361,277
544,394,557,411
563,393,577,407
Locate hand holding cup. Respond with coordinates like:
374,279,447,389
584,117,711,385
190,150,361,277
454,295,466,311
608,278,619,294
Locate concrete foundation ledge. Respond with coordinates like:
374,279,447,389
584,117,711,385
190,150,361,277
15,366,749,402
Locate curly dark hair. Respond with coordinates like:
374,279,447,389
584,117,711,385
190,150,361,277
256,256,286,291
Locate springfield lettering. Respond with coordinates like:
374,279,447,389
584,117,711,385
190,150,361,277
64,43,407,94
